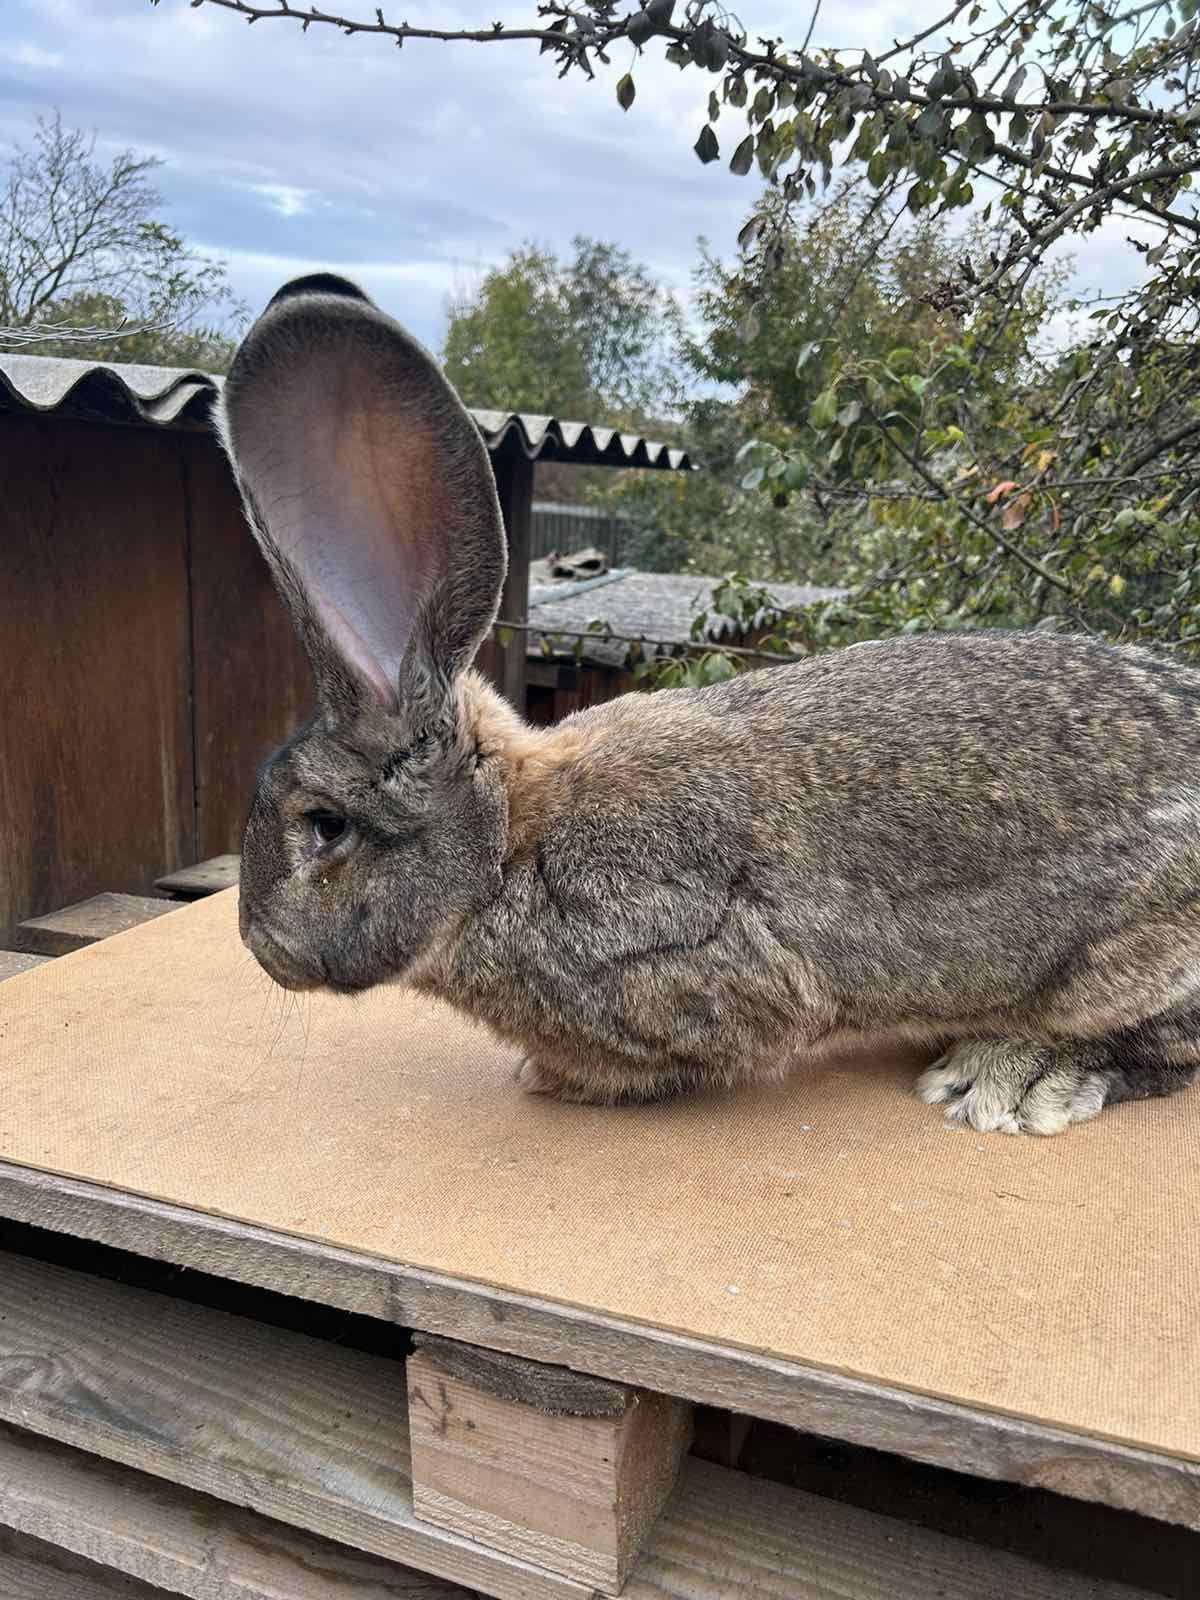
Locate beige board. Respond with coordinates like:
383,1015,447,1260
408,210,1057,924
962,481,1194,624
0,889,1196,1465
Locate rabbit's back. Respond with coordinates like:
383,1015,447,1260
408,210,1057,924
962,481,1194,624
447,631,1200,1072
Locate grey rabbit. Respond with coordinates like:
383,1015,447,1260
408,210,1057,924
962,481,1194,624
217,273,1200,1136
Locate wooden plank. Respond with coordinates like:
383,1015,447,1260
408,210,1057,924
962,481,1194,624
408,1342,692,1591
0,952,51,983
0,1274,1158,1600
14,893,179,956
0,1251,585,1600
492,445,534,710
0,1424,475,1600
0,1528,164,1600
181,432,314,862
624,1458,1155,1600
0,1161,1194,1535
0,418,195,937
154,854,240,900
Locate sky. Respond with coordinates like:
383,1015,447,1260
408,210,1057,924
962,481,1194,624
3,0,1148,356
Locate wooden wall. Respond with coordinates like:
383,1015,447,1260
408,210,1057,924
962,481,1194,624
0,417,312,937
0,415,538,937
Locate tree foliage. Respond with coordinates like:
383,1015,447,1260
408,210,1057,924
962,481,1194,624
442,236,682,424
0,113,243,368
174,0,1200,655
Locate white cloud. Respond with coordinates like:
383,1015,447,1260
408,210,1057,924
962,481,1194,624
12,41,64,68
249,183,313,219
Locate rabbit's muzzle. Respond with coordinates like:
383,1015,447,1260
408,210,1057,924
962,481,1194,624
241,915,324,993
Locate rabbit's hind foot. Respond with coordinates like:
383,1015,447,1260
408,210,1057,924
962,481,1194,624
916,1039,1109,1136
515,1052,679,1106
515,1055,605,1104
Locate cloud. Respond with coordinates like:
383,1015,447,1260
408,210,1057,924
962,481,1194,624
4,0,1159,360
248,183,313,219
12,41,64,68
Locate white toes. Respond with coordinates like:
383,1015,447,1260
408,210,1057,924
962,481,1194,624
916,1061,972,1105
1017,1070,1107,1136
917,1043,1110,1137
945,1093,1024,1135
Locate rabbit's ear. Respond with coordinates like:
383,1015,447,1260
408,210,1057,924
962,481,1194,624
218,273,506,723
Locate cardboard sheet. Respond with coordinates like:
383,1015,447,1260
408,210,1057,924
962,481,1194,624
0,890,1196,1462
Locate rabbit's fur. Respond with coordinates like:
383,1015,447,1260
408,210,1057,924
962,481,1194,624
219,275,1200,1136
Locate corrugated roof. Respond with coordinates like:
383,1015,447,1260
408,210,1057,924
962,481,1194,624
0,353,692,470
527,567,841,667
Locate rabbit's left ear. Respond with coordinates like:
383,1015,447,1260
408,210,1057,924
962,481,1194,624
218,273,507,724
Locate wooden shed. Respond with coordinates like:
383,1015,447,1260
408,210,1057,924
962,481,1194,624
0,354,690,938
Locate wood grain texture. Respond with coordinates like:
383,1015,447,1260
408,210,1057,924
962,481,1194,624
181,432,313,862
0,1424,477,1600
0,1161,1194,1535
413,1335,628,1417
15,893,179,956
0,953,51,983
408,1351,691,1591
155,856,240,900
0,1528,166,1600
0,418,194,936
625,1458,1155,1600
0,1251,585,1600
0,1266,1155,1600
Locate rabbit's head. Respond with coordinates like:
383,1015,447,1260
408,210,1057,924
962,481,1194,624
217,275,509,992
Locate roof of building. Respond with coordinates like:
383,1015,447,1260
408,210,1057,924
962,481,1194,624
525,564,841,668
0,352,692,471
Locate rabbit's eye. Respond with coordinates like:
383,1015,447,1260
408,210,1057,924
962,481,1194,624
310,812,348,847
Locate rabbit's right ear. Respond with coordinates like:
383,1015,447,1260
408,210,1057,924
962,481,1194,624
217,274,507,728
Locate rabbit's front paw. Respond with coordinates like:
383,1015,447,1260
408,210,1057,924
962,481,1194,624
516,1055,605,1104
916,1040,1108,1136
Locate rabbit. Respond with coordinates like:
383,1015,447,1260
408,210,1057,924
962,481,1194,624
217,272,1200,1137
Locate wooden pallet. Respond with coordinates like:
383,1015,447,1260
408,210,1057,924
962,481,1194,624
0,880,1191,1597
0,1248,1164,1600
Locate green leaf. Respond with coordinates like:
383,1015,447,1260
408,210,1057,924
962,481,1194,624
616,72,636,111
726,75,748,108
694,124,720,163
810,388,839,430
730,134,755,176
837,399,862,428
867,151,888,188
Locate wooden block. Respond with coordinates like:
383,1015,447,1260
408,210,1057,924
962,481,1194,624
154,854,240,900
0,952,51,983
407,1336,693,1593
0,1527,164,1600
0,1423,475,1600
689,1404,752,1469
0,1251,586,1600
14,893,180,956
